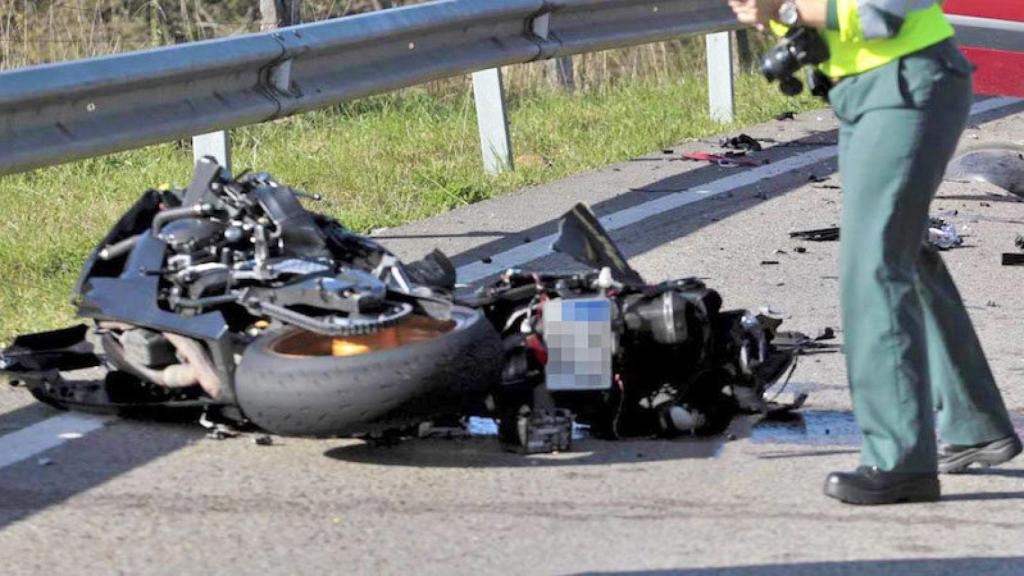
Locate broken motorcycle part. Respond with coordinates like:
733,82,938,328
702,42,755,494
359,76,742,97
467,203,803,441
945,143,1024,197
719,134,763,152
682,152,766,167
789,227,840,242
499,408,574,454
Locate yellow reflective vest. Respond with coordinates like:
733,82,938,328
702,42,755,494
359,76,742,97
772,1,955,78
821,1,954,77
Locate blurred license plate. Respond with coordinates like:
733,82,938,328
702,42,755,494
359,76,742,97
542,297,613,391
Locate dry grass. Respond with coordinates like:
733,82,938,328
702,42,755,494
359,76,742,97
0,0,428,68
0,0,768,96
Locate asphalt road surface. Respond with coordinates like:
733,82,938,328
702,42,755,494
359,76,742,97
2,97,1024,576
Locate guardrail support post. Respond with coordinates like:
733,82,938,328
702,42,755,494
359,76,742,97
546,57,575,91
193,131,232,173
472,68,514,175
705,31,735,123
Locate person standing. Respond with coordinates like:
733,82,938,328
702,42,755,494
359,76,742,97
725,0,1022,505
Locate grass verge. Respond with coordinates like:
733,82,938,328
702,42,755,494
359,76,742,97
0,70,821,343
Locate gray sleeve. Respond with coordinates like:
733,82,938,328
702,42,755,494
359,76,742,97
855,0,934,39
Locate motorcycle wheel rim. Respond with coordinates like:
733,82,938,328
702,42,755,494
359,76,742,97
267,315,457,358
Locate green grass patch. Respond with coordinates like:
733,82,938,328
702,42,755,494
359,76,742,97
0,70,820,343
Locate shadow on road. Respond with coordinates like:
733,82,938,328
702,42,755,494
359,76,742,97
323,411,865,468
373,230,514,240
943,491,1024,502
324,435,727,468
577,557,1024,576
443,101,1024,276
958,467,1024,479
0,402,61,436
446,130,843,272
0,420,200,532
755,448,859,460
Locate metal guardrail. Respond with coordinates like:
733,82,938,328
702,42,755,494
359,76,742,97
0,0,741,176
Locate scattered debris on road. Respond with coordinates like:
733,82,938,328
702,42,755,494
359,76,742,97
719,133,763,152
200,413,239,441
790,227,840,242
775,110,796,121
1002,234,1024,266
927,218,963,250
774,331,842,355
1001,253,1024,266
682,152,767,167
789,219,963,250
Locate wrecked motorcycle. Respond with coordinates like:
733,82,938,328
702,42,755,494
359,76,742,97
0,158,503,437
1,161,802,451
464,204,801,451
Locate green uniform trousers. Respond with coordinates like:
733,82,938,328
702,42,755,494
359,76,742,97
829,39,1015,473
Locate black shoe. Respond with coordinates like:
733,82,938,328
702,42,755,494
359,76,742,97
824,466,940,505
939,434,1023,474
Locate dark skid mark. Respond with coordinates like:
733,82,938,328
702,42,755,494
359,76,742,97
575,556,1024,576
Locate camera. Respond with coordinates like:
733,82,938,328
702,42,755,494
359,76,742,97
760,26,831,97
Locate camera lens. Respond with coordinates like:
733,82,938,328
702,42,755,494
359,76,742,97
759,47,791,82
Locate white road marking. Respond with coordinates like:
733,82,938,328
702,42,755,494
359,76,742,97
0,412,111,470
0,97,1019,471
456,97,1023,283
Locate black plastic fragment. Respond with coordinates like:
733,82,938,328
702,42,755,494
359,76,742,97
789,227,840,242
1002,253,1024,266
552,203,644,285
720,133,763,152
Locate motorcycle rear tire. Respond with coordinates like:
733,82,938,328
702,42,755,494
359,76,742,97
234,305,502,437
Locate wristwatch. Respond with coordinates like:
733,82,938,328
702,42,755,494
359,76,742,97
777,0,801,26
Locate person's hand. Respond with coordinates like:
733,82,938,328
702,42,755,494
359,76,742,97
727,0,785,31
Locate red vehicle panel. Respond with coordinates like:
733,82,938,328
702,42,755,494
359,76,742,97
945,0,1024,23
944,0,1024,96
